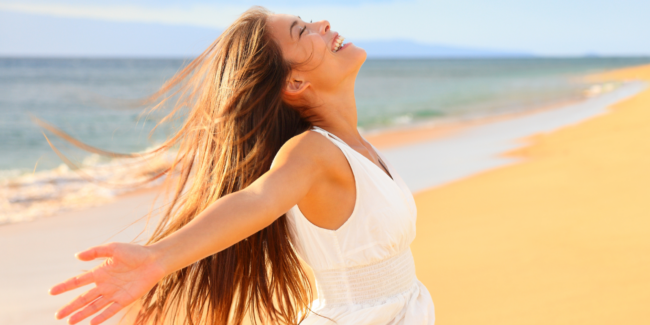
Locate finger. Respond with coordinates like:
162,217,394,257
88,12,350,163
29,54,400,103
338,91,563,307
76,244,115,261
68,297,111,325
49,271,94,296
54,286,101,320
90,301,124,325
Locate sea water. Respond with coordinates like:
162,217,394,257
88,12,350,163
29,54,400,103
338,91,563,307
1,57,649,223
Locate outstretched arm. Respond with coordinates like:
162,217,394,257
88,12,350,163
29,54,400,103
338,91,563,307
148,132,329,275
49,132,330,325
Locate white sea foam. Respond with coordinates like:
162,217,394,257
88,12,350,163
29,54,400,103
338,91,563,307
0,150,175,225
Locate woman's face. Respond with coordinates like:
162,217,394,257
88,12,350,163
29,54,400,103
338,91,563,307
267,14,367,97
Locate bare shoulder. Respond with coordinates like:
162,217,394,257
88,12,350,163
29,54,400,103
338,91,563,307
271,131,352,183
273,131,341,167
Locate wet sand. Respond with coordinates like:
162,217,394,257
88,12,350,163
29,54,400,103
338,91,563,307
409,64,650,324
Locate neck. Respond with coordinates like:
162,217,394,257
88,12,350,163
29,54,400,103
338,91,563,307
310,80,364,145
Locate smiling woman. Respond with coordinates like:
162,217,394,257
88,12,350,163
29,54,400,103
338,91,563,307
47,6,434,325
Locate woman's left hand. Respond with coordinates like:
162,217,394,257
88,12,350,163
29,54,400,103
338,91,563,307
49,242,166,325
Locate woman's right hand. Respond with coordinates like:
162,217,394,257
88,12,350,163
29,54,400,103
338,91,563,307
49,242,167,325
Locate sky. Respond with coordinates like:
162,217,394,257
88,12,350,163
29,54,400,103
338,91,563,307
1,0,649,57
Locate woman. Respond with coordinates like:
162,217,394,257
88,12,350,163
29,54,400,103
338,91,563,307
49,7,435,325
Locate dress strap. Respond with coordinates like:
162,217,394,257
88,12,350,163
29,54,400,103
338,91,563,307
310,126,350,148
311,126,394,181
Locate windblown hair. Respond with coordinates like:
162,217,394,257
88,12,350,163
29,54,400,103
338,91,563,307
130,7,314,325
30,6,318,324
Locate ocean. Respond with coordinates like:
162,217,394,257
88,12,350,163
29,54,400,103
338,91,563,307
1,57,649,223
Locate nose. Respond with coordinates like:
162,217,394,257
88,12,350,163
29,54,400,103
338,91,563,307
316,20,330,34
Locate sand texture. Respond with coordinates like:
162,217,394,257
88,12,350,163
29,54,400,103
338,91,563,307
410,65,650,324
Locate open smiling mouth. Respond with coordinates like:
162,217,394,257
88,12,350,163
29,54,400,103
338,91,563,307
332,34,346,52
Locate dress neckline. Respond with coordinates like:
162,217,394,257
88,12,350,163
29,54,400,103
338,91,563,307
310,126,396,183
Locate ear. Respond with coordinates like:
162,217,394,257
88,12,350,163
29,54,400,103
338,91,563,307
284,78,311,97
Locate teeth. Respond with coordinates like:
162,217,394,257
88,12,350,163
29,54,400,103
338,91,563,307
333,35,345,52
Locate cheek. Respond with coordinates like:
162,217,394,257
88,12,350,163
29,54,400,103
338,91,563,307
303,38,329,66
298,39,333,74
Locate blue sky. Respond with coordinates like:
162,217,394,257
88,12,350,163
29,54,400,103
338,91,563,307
1,0,649,56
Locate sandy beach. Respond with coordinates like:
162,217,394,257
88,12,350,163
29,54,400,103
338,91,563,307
410,64,650,324
1,64,649,324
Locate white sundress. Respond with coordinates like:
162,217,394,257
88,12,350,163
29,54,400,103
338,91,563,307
283,126,435,324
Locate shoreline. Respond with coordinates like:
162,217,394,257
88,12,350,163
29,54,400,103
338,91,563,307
0,98,579,226
364,96,586,150
0,80,624,226
376,79,645,193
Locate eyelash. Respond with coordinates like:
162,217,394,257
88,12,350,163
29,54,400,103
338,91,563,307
298,20,312,38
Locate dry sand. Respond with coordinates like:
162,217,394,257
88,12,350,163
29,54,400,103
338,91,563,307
409,65,650,324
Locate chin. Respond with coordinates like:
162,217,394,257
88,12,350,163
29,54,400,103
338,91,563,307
326,44,367,84
347,44,367,68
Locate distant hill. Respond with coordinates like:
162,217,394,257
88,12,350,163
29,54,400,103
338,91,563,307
355,39,532,58
0,10,530,58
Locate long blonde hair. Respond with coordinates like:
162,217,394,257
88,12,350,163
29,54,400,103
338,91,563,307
130,7,314,325
33,6,318,324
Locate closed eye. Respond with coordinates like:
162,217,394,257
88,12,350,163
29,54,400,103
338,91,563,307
299,25,307,39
